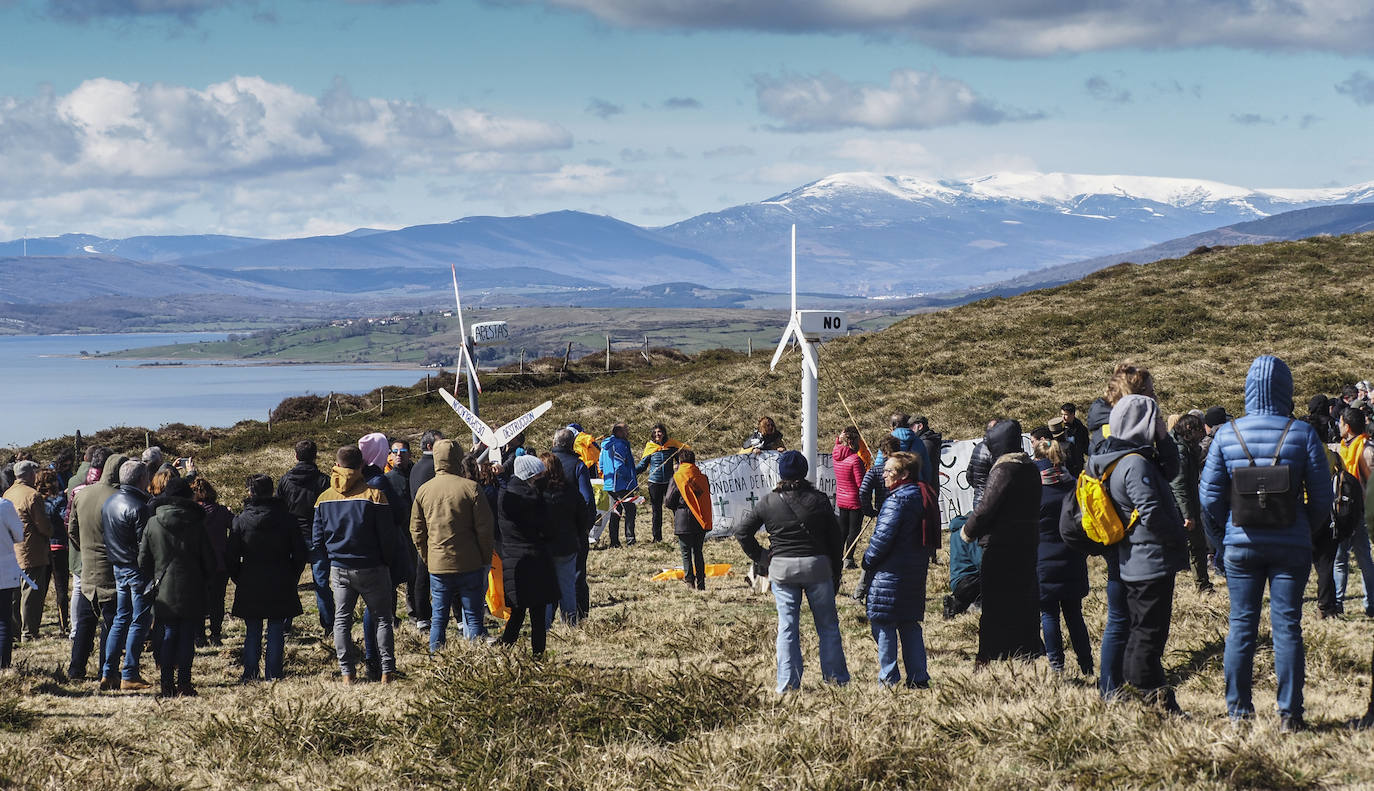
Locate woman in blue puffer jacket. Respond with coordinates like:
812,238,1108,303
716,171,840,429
862,451,938,688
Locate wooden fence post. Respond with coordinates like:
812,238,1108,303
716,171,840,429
324,392,333,424
605,335,611,372
379,387,384,415
642,334,651,365
267,410,271,433
747,337,752,357
520,348,525,374
561,342,573,372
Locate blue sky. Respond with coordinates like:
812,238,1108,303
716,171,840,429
0,0,1371,239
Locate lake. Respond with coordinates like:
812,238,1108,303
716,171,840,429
0,333,434,447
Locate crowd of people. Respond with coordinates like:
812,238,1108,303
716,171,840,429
1,361,1373,732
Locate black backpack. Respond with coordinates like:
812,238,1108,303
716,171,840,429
1330,468,1366,543
1228,419,1299,530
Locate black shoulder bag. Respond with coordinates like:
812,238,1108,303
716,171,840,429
1228,418,1298,529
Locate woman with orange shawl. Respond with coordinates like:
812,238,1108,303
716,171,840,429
665,449,712,590
636,423,690,543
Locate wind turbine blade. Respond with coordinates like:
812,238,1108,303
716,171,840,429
769,321,799,371
459,344,483,394
492,400,554,449
790,224,797,315
438,388,493,438
451,263,469,341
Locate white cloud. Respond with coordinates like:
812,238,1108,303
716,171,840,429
831,138,936,170
522,0,1374,57
754,69,1040,132
0,75,572,235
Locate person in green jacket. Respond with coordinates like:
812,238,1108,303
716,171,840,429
139,476,215,698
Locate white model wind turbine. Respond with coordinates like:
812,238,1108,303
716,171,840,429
769,224,847,483
450,263,483,445
439,389,554,465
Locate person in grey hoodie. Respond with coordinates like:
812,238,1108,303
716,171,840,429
1086,394,1189,714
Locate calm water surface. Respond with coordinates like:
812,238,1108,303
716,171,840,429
0,333,431,446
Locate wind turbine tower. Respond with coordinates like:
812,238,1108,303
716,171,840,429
769,225,847,483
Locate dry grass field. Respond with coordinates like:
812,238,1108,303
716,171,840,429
9,232,1374,789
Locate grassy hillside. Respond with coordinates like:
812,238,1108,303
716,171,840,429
7,232,1374,790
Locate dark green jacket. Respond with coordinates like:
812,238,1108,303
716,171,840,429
72,453,127,597
138,495,215,621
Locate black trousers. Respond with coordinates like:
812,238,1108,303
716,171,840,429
951,574,982,608
648,482,670,542
839,508,864,561
678,531,706,587
1123,575,1175,691
204,570,228,640
1185,525,1212,589
406,556,432,624
575,533,590,619
1313,532,1342,616
501,606,547,656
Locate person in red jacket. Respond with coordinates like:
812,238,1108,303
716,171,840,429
833,426,867,570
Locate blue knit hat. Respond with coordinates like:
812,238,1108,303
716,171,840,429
777,450,807,481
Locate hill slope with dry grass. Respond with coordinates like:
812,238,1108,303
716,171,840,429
6,232,1374,791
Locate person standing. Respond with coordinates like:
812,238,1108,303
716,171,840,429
1060,403,1090,477
1201,356,1333,731
313,446,395,684
226,474,306,681
410,439,496,649
69,450,124,682
834,426,868,569
960,420,1043,665
37,469,70,635
0,497,24,668
1094,395,1189,714
4,460,52,642
99,460,153,691
407,430,444,634
1033,433,1093,676
551,428,594,620
599,424,639,547
1333,409,1374,616
1169,413,1214,594
665,449,712,591
276,440,331,636
635,423,687,543
734,451,849,693
189,477,232,646
139,477,215,697
496,456,559,656
863,452,937,688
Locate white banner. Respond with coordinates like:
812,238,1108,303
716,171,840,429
701,436,1033,538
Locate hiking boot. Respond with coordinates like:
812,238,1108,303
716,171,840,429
99,674,119,691
176,683,198,697
365,656,382,682
120,677,151,691
380,672,397,685
158,682,175,698
844,558,858,570
682,576,696,589
695,577,705,591
1148,687,1187,717
1279,715,1306,733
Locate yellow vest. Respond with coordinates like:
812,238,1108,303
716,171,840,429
1340,433,1368,482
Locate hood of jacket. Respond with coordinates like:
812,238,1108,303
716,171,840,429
151,495,204,531
985,420,1023,458
891,427,917,452
1245,355,1294,417
1308,393,1330,415
101,454,129,487
432,439,463,475
282,461,323,485
330,466,367,496
1109,394,1159,446
832,441,856,462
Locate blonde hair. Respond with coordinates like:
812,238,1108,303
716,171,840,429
1033,437,1068,466
149,467,176,496
1165,413,1181,432
1104,361,1155,406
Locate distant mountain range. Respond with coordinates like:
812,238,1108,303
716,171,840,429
2,171,1372,308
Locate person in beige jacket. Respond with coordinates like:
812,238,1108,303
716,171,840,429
4,460,52,641
410,439,496,650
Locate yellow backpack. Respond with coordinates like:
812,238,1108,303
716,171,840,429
1075,454,1141,546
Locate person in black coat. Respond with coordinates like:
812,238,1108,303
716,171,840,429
276,440,331,634
138,477,215,697
497,456,559,656
537,452,592,626
1032,433,1092,675
961,420,1044,665
227,474,307,681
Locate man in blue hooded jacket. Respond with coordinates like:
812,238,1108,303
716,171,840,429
889,413,934,488
1200,355,1332,732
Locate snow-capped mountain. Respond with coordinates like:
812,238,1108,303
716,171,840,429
4,171,1373,304
660,172,1374,293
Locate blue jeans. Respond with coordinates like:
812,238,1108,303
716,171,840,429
1224,544,1310,720
243,618,287,680
1041,597,1093,674
1334,528,1374,612
331,565,395,676
158,617,197,691
1099,576,1129,699
871,620,927,687
546,554,578,628
429,568,489,651
103,565,152,681
771,578,850,693
311,555,335,631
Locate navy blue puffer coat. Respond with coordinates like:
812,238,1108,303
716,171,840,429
1034,459,1088,605
862,482,930,624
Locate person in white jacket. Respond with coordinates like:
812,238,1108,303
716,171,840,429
0,497,27,669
